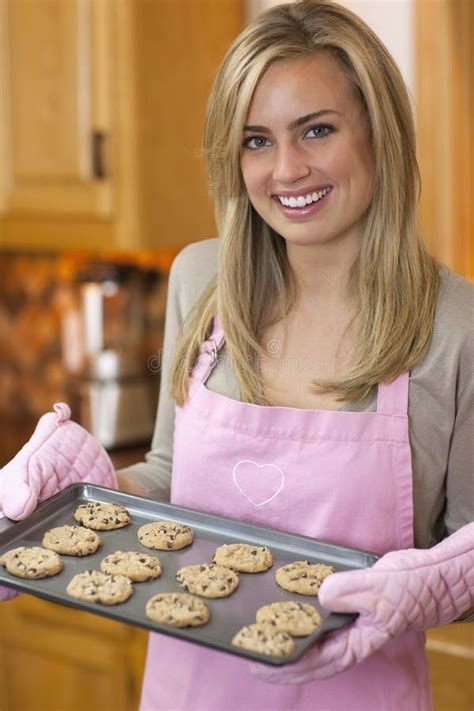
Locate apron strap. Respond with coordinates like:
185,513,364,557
376,371,410,416
190,315,226,386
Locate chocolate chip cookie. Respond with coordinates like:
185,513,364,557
176,563,239,598
138,521,193,551
0,546,63,579
74,502,131,530
146,592,210,628
42,525,102,556
232,623,295,657
256,601,322,636
66,570,133,604
275,560,335,595
212,543,273,573
100,551,161,582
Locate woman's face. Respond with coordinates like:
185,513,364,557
240,52,374,251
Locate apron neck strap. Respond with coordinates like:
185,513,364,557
191,315,226,386
376,372,409,416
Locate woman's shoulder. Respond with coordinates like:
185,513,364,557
422,265,473,369
435,266,474,336
168,238,218,315
437,266,473,322
171,238,219,276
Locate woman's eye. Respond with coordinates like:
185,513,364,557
305,124,334,139
242,135,270,150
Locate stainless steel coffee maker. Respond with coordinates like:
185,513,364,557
62,261,158,449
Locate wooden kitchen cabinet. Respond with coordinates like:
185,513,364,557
0,0,114,220
0,0,243,252
0,594,148,711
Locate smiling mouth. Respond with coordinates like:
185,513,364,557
273,186,332,209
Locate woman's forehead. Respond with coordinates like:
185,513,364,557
245,53,358,126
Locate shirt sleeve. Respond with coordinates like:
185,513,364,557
115,239,219,499
443,317,474,536
408,269,474,549
115,259,182,499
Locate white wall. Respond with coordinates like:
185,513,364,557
244,0,415,99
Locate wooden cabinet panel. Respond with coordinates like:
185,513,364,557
10,1,87,181
0,595,147,711
0,0,113,218
416,0,473,278
133,0,245,249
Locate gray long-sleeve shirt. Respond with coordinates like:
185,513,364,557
119,238,474,549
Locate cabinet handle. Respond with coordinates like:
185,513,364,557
92,130,107,180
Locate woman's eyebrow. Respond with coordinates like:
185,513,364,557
243,109,341,133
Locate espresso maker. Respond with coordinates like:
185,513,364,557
62,261,158,449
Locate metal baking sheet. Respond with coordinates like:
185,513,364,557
0,484,379,666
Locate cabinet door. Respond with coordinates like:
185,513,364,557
0,0,113,218
0,595,147,711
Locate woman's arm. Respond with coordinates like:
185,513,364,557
115,239,219,498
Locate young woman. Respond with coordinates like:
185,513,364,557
1,1,471,710
116,3,474,709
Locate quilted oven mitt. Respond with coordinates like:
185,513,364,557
0,403,117,521
0,403,117,601
251,522,474,683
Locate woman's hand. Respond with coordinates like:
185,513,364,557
250,523,474,683
116,472,146,496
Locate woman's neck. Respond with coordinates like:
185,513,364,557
286,237,359,309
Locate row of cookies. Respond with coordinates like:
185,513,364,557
73,501,195,552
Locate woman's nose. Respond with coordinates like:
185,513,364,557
272,143,311,184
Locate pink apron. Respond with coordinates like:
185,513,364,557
140,317,432,711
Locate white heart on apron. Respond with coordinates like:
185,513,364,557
232,459,284,506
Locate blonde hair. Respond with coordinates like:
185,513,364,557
170,0,439,406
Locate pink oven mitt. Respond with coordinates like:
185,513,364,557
250,523,474,683
0,403,117,602
0,402,117,520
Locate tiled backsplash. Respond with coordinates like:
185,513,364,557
0,250,171,420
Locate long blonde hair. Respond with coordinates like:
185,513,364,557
170,0,439,406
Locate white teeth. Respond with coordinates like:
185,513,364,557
277,187,330,208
